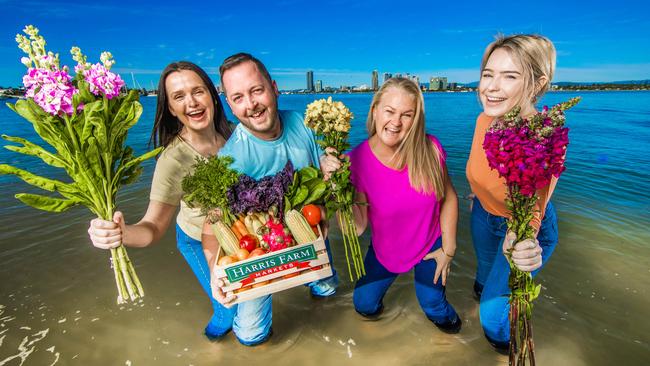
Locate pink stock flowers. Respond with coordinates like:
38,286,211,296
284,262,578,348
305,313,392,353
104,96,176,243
76,62,125,99
22,67,78,117
17,26,125,117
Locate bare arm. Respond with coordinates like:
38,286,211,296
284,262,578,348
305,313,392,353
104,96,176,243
201,219,220,270
202,219,237,306
439,170,458,257
350,191,368,236
423,170,458,286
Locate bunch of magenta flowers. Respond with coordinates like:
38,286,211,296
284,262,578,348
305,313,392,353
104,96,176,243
1,25,161,304
304,97,365,281
483,96,580,365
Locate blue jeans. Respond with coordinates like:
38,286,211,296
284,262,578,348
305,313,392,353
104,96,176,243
470,198,558,344
307,237,339,297
353,237,459,324
176,225,272,345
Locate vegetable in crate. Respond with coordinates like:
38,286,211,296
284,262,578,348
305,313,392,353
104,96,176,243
285,209,317,245
261,208,294,251
283,165,328,213
239,234,259,252
182,155,241,255
228,160,294,218
301,204,321,226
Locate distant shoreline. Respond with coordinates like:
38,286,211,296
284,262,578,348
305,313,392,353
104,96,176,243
279,89,650,95
2,88,649,101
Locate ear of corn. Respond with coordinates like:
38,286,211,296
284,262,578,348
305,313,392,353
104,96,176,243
285,209,317,245
211,221,240,256
243,214,255,234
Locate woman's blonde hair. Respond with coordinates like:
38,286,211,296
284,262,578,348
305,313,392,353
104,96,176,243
366,77,445,198
480,34,556,106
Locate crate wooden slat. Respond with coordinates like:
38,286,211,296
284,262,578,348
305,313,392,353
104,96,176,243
212,230,333,306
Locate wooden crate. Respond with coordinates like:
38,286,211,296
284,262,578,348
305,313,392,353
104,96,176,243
212,233,332,306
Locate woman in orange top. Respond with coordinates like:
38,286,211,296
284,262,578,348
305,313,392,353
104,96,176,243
466,34,559,352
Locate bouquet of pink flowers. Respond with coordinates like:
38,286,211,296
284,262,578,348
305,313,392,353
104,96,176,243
1,26,162,304
483,97,580,365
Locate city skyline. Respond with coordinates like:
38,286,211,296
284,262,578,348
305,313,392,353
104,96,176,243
1,0,649,89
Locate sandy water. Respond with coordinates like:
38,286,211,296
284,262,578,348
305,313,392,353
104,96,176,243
1,91,648,365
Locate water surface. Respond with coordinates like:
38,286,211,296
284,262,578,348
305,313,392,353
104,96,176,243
1,91,648,365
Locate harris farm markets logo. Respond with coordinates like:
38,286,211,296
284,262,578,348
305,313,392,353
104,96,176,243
225,244,318,284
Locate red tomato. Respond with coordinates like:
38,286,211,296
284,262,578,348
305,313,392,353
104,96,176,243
301,204,321,226
239,234,259,252
248,248,267,258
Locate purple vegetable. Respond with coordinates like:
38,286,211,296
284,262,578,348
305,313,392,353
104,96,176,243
227,161,294,217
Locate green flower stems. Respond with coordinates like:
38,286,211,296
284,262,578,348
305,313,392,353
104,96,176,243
505,189,541,365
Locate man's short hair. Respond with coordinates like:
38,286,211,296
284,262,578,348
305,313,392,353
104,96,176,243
219,53,273,93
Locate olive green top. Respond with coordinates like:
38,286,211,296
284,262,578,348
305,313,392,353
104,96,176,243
150,136,205,241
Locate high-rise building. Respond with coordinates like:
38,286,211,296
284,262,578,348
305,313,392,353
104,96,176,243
429,76,448,91
315,80,323,93
383,72,391,82
372,70,379,91
306,70,314,92
429,77,441,91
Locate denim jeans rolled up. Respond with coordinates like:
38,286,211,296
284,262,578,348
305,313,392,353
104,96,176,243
176,224,271,344
176,224,236,336
470,197,559,343
307,237,339,297
353,237,458,324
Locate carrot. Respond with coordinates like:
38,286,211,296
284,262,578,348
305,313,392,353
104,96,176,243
233,219,250,237
230,222,244,239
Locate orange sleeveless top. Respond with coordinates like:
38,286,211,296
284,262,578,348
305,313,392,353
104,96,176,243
465,113,557,230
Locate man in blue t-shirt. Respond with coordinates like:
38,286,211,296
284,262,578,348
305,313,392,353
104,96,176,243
206,53,338,346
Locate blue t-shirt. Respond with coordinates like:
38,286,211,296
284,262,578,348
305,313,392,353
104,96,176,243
219,110,322,179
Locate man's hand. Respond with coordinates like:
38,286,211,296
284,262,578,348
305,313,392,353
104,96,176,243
211,277,237,307
320,147,341,181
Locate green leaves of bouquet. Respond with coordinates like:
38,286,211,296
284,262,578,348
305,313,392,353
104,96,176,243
2,90,158,215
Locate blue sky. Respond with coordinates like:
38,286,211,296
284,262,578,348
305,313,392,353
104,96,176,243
1,0,649,90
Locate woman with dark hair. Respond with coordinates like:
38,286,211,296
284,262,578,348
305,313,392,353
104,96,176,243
87,61,236,339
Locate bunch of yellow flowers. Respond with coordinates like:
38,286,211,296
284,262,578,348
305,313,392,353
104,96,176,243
304,97,353,134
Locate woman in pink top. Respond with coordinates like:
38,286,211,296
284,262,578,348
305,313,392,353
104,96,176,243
346,77,461,332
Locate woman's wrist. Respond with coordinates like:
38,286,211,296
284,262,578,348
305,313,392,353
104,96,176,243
441,245,455,258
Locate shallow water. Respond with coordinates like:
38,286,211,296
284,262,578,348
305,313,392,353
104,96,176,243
1,92,648,365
